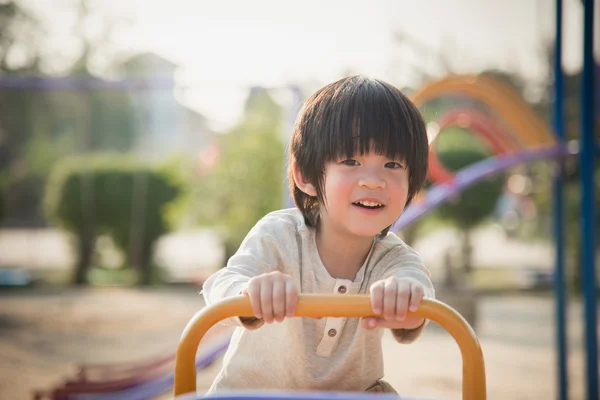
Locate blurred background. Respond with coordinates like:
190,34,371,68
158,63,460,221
0,0,598,399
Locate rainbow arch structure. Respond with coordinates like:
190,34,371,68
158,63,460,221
413,74,556,147
391,74,574,231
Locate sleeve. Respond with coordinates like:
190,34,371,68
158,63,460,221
379,244,435,344
200,217,285,330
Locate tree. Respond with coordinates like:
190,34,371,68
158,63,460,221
434,130,505,274
193,88,286,261
0,1,46,225
0,2,42,71
0,0,137,227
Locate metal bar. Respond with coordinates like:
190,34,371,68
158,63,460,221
579,1,598,399
552,1,568,399
0,76,298,91
174,295,486,399
0,76,175,90
392,144,574,231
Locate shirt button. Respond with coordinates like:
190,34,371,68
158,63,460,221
337,286,347,294
328,329,337,337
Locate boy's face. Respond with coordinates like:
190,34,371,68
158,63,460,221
319,151,409,238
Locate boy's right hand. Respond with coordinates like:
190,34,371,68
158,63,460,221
242,271,298,323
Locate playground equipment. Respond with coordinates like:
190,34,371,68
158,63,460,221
173,294,485,400
32,325,232,400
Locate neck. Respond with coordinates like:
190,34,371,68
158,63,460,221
315,222,375,280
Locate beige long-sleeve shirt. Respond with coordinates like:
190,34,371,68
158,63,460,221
201,208,435,393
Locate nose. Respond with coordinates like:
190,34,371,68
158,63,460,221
358,169,385,190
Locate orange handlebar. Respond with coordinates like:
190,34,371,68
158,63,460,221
174,295,486,400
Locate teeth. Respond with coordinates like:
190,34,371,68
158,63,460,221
356,200,382,207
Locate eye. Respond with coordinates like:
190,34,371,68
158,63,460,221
341,159,360,166
385,161,405,169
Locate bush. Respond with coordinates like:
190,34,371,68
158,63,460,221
44,154,182,285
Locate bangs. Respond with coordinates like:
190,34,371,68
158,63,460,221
322,78,420,166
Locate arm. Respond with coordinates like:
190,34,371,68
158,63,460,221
201,221,284,329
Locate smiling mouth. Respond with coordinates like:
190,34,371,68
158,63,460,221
352,200,384,209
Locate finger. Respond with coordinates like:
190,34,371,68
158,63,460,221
260,281,274,323
395,282,410,321
383,280,398,321
409,283,425,312
272,280,286,322
247,280,263,319
370,282,385,315
361,317,379,330
285,280,298,318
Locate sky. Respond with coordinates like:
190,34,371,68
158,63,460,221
25,0,598,131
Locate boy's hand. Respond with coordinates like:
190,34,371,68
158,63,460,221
242,271,299,324
361,277,425,331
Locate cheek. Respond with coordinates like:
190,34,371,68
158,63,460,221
390,176,410,199
323,173,353,204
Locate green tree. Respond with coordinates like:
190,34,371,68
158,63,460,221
194,89,285,261
0,1,46,225
0,0,137,227
434,130,505,274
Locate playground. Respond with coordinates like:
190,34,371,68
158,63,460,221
0,1,598,399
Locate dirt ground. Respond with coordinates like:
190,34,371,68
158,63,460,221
0,286,594,400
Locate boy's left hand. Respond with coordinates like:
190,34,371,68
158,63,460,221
361,277,425,331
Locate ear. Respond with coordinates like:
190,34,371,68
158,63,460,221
291,159,317,197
